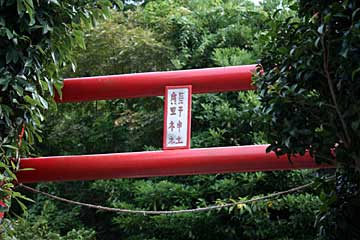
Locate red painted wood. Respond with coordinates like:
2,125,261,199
55,65,256,102
0,201,5,219
17,145,332,183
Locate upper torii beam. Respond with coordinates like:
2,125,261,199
55,65,256,102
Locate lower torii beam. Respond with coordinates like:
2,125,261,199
17,145,332,183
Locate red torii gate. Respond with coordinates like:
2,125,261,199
17,65,331,183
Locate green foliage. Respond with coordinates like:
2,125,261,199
91,172,320,240
139,0,262,69
192,91,267,147
36,97,164,155
0,0,119,233
212,48,254,66
255,0,360,238
65,11,174,77
5,0,337,239
4,214,95,240
3,194,94,239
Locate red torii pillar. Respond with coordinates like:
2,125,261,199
17,65,332,183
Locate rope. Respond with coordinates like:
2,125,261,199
19,180,321,215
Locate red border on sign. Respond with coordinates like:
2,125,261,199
163,85,192,150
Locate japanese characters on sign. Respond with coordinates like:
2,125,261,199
163,86,192,149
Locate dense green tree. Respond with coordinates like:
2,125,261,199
0,0,118,236
66,11,174,77
138,0,263,69
256,0,360,239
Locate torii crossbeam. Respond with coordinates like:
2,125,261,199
17,65,332,183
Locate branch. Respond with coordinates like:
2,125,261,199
321,35,351,147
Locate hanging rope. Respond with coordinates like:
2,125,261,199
19,178,328,215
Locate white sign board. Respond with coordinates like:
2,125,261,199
163,86,192,149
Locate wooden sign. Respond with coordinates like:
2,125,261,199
163,86,192,149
